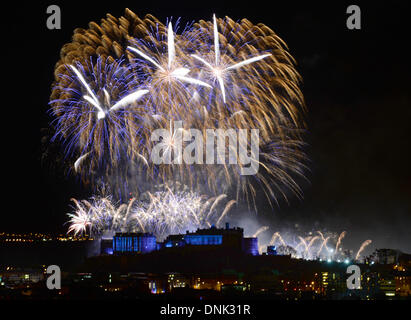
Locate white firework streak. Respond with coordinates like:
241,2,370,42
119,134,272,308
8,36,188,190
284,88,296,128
168,22,175,69
355,240,372,261
191,14,272,103
127,47,165,71
74,152,90,172
127,22,211,88
69,65,101,111
213,14,220,65
70,65,148,119
216,200,236,226
109,89,149,112
103,88,111,106
206,194,227,220
253,226,269,238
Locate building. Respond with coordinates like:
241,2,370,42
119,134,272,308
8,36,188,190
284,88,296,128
105,224,258,256
0,267,45,286
395,274,411,297
184,223,244,251
162,235,188,248
113,233,156,254
378,276,396,298
161,223,258,255
100,238,114,255
266,245,278,256
184,233,223,245
242,238,259,256
373,249,400,264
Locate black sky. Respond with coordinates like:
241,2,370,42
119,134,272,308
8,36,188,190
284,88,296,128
2,1,410,252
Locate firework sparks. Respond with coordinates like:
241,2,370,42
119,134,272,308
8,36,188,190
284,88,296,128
297,236,308,252
269,232,286,247
67,199,92,236
253,226,269,238
355,240,372,261
335,231,347,253
69,64,148,120
258,229,370,261
50,57,151,183
67,187,235,240
317,236,330,256
48,11,306,204
191,14,272,103
127,22,211,89
305,236,320,254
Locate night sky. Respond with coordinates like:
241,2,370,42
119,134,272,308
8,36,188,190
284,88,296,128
3,1,410,253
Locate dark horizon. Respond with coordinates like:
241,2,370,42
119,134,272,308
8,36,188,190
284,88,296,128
2,1,410,255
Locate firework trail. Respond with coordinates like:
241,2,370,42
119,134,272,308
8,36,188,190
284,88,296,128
317,236,330,256
335,231,347,253
67,198,92,236
305,236,320,256
205,194,227,220
49,57,149,186
216,200,236,227
269,232,286,247
253,226,269,238
191,14,272,103
317,231,325,241
48,10,306,204
258,229,372,262
355,240,372,261
297,236,308,252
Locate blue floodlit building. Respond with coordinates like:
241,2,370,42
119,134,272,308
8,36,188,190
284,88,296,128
113,233,156,254
163,223,258,255
184,234,223,245
162,235,186,248
243,237,259,256
267,245,278,255
184,223,244,250
101,238,114,255
103,224,259,256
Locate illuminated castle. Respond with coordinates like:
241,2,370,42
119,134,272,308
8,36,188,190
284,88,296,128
112,233,157,254
106,223,259,256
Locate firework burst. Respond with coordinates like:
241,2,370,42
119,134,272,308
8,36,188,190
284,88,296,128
257,229,372,262
67,184,236,240
49,10,306,206
50,56,149,182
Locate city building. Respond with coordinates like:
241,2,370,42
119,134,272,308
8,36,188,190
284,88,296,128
106,223,259,256
266,245,278,255
113,233,156,254
0,267,45,287
373,249,401,264
100,238,113,255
